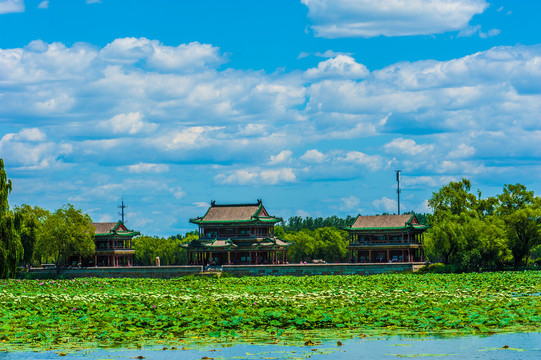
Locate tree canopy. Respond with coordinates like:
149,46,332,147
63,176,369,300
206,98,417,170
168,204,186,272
425,179,540,270
34,204,95,271
0,159,22,278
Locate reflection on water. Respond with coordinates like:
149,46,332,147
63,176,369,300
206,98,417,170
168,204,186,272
1,333,540,359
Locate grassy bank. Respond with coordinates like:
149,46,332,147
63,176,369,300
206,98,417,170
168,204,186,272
1,271,540,350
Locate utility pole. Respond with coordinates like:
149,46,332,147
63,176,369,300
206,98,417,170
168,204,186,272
118,197,127,223
396,170,401,215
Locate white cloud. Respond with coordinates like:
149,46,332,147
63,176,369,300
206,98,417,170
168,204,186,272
384,138,434,156
305,55,369,79
170,186,186,200
340,195,360,211
124,163,170,174
98,214,114,222
18,128,46,142
269,150,292,165
342,151,383,171
38,1,48,9
193,202,209,208
300,149,326,163
458,25,501,38
373,196,398,213
163,126,224,150
448,143,475,158
0,128,70,169
215,168,296,185
101,38,224,72
100,112,158,135
260,168,296,184
302,0,488,38
0,0,24,14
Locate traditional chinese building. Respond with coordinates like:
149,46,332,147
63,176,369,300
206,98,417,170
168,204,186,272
86,221,140,267
344,214,428,263
185,200,291,265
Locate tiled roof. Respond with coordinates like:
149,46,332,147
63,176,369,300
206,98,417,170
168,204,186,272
203,204,262,221
92,222,118,234
92,221,140,236
190,200,282,224
349,214,419,229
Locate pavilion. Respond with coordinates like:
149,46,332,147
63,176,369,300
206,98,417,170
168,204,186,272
184,200,291,265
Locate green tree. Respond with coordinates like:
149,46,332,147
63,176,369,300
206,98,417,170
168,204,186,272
132,233,194,266
284,230,316,263
313,227,349,262
428,178,478,220
0,159,23,278
496,184,541,268
35,204,95,272
14,204,50,266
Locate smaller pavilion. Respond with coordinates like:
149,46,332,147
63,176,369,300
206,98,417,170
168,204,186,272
88,221,140,267
185,200,291,265
344,214,428,263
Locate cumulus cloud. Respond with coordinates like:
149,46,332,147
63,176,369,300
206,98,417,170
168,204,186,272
302,0,488,38
170,186,186,200
384,138,434,156
38,1,48,9
1,38,541,205
300,149,326,163
101,38,224,72
0,128,70,169
100,112,158,135
340,195,360,211
305,55,369,80
269,150,292,165
124,163,170,174
0,0,24,14
373,196,398,213
342,151,383,171
215,168,296,185
162,126,224,150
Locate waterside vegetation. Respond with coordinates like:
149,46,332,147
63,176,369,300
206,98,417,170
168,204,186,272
1,271,540,350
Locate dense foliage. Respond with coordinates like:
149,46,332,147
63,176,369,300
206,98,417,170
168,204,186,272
283,227,349,263
132,233,196,266
1,272,540,349
279,215,356,232
34,204,95,272
0,159,22,279
424,179,541,270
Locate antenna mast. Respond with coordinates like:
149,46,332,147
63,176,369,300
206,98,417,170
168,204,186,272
118,197,127,223
396,170,401,215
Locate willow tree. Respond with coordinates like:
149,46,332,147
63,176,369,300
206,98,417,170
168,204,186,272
35,204,95,272
0,159,23,278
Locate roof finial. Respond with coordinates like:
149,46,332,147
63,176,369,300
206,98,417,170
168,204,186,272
211,200,216,206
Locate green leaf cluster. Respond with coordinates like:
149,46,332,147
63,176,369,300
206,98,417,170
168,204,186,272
1,271,540,349
425,179,541,270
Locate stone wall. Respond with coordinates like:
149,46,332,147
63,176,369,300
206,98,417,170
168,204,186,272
223,263,418,277
22,266,203,279
22,263,422,279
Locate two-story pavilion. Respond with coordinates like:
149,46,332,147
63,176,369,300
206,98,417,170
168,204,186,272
89,221,140,267
344,214,428,263
185,200,291,265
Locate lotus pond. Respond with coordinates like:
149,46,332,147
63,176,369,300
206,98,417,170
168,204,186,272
1,271,540,352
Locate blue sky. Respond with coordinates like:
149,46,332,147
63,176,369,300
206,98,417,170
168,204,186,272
1,0,540,236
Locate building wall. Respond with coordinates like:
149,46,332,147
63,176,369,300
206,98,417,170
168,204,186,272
21,263,423,279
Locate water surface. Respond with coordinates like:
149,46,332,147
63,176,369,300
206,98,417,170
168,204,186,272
1,332,540,359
